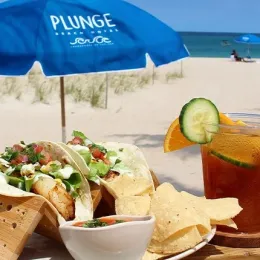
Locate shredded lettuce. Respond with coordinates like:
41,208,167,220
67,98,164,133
72,130,88,141
89,161,110,177
62,172,82,198
106,151,117,159
78,150,92,165
24,176,35,192
8,176,25,190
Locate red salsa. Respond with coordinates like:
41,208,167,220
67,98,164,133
73,217,129,228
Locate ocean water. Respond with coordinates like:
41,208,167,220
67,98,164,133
179,32,260,58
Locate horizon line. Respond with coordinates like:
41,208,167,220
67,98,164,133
177,30,260,34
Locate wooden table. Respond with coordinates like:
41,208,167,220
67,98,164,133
19,233,260,260
186,244,260,260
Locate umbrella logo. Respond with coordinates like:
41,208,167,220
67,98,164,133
70,36,112,47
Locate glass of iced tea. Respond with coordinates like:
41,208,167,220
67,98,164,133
201,113,260,234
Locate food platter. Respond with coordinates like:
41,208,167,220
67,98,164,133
0,127,245,260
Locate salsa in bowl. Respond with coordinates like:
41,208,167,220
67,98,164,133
59,215,155,260
73,217,130,228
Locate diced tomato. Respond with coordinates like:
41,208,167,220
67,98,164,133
39,151,52,165
71,137,83,145
16,154,29,164
91,148,104,159
12,144,24,152
10,159,18,165
33,145,43,154
99,218,116,225
73,221,84,227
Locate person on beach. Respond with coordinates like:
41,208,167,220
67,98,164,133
230,49,245,62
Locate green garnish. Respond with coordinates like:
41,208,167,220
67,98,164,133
2,147,18,161
115,158,122,164
27,146,43,163
72,130,87,141
81,218,126,228
115,220,125,224
119,148,124,152
83,219,108,228
91,143,107,153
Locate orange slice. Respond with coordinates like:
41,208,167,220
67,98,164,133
236,120,247,126
164,118,195,152
164,113,237,153
219,113,236,125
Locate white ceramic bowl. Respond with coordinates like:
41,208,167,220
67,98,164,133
59,215,155,260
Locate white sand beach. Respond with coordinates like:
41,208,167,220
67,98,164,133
1,57,260,197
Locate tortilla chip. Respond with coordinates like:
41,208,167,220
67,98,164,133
148,226,202,254
115,195,151,216
180,191,243,221
211,219,238,229
150,183,211,242
104,175,153,198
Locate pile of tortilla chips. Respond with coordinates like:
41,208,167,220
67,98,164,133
115,183,243,260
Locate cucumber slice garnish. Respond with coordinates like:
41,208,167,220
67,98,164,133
211,150,254,169
179,98,220,144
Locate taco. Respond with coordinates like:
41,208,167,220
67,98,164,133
0,140,93,223
59,131,154,198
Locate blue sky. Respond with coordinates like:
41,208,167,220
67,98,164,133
126,0,260,33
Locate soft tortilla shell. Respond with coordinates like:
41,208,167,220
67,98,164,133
98,142,154,196
60,141,155,198
0,141,93,224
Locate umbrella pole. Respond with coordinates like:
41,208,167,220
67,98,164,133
60,77,66,143
105,73,108,109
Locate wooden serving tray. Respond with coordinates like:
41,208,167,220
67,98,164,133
0,182,102,260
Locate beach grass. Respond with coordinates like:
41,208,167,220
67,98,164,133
0,63,184,108
165,71,184,83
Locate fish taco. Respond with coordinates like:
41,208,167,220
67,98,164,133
59,131,154,198
0,140,93,223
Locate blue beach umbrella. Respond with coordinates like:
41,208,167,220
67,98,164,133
0,0,189,142
234,34,260,57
